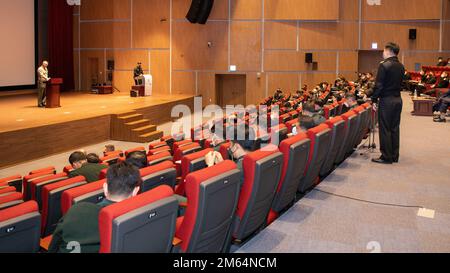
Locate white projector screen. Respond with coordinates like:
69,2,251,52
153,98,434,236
0,0,36,89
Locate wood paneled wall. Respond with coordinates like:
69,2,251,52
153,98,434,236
74,0,449,105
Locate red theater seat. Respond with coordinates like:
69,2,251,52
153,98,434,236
175,148,213,196
100,153,122,165
30,173,69,209
23,170,57,201
320,116,347,177
149,141,167,150
29,166,56,175
219,142,232,160
233,147,283,242
99,185,178,253
353,105,371,148
173,140,193,152
63,165,74,174
285,118,300,134
148,145,171,156
148,151,173,166
176,161,241,253
61,179,106,215
0,187,17,196
298,124,332,193
140,161,176,193
173,143,202,163
0,201,41,253
0,192,24,210
268,133,311,224
40,176,87,237
0,175,22,192
125,147,146,157
335,111,359,164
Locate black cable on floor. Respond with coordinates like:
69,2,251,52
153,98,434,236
312,189,424,209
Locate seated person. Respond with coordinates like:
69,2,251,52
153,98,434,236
433,90,450,123
228,127,258,183
87,153,101,164
126,151,148,169
298,101,327,130
104,144,115,156
437,57,448,67
424,72,437,85
68,151,108,182
49,162,142,253
423,72,449,96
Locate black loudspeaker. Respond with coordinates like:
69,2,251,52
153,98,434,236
107,60,115,70
409,29,417,40
186,0,214,24
305,53,313,64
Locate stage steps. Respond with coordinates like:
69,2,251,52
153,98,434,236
111,111,163,143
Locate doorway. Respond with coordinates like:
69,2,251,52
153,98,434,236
215,74,247,108
358,50,383,75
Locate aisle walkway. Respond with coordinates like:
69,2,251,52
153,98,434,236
238,93,450,253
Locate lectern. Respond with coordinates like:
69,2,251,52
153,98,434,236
46,78,63,108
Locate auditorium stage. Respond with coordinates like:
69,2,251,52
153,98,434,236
0,91,194,168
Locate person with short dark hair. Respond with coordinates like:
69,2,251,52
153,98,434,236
125,151,148,169
133,62,144,85
433,90,450,123
104,144,115,156
371,42,405,164
49,162,142,253
86,153,101,164
437,57,448,67
68,151,107,182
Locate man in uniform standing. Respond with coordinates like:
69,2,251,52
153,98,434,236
133,62,144,85
37,60,50,108
371,43,405,165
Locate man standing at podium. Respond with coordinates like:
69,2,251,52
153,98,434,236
37,60,50,108
133,62,144,85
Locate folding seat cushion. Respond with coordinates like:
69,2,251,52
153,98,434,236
148,151,173,166
125,147,146,157
319,116,347,177
148,146,171,156
99,185,178,253
29,166,56,175
0,175,22,192
0,187,17,196
233,147,284,242
219,142,232,160
149,141,167,150
285,119,300,134
0,192,24,210
268,133,311,224
140,161,177,193
335,111,359,164
173,140,193,152
61,179,106,216
29,173,69,208
0,201,41,253
176,161,241,253
298,124,332,193
40,176,87,237
22,170,56,201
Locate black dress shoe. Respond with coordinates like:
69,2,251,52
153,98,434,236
372,158,393,164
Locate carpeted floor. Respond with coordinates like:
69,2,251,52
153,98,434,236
237,93,450,253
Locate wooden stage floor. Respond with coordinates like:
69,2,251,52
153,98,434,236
0,91,193,133
0,92,194,168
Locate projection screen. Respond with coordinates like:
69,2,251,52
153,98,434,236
0,0,36,89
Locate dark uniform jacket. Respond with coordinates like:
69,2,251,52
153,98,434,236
371,56,405,103
48,199,115,253
134,66,144,78
69,163,108,183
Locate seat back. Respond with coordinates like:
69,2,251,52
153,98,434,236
61,179,106,215
270,125,288,145
99,185,178,253
173,143,202,162
0,175,22,192
285,118,299,134
271,133,311,214
41,176,87,237
335,111,358,164
298,124,332,193
124,147,146,157
181,148,213,180
233,148,284,241
0,187,17,196
173,140,193,152
100,153,121,165
149,141,167,150
140,161,177,193
23,170,56,201
148,146,171,156
29,166,56,175
353,106,371,147
320,116,346,177
0,192,24,210
30,173,69,209
0,201,41,253
176,161,241,253
147,151,173,166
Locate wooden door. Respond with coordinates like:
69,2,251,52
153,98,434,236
216,74,247,108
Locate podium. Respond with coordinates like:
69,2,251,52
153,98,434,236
46,78,63,108
132,74,152,97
